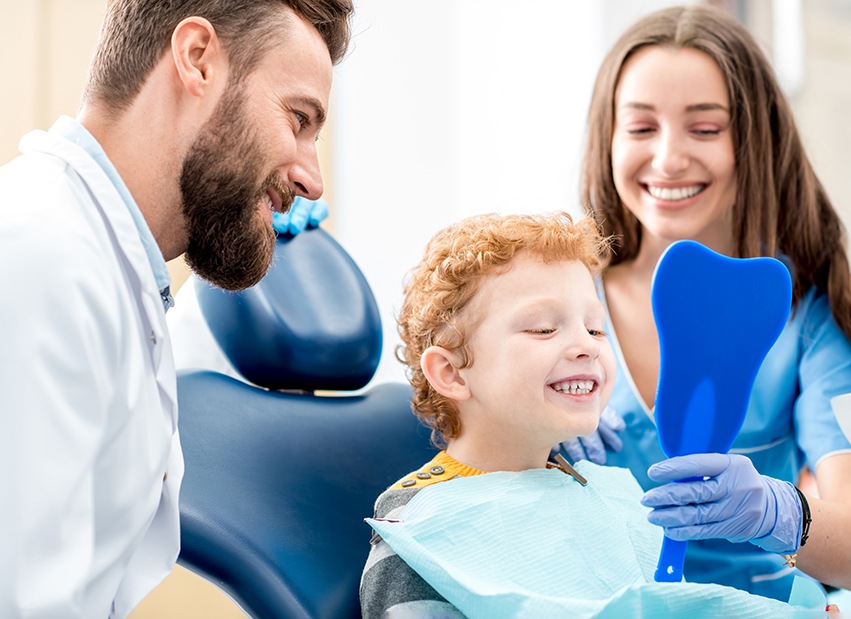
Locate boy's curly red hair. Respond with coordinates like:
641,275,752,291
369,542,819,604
396,212,609,447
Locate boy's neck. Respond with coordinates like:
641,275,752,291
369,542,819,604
444,437,552,473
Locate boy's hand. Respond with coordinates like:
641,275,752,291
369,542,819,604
273,197,329,235
554,407,624,465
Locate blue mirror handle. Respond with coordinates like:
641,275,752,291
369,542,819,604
655,536,687,582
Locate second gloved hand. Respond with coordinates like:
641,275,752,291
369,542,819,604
641,453,803,554
553,406,624,465
272,197,329,235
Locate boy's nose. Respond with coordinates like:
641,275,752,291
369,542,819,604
567,332,600,359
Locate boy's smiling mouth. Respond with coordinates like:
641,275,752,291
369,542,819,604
550,379,597,395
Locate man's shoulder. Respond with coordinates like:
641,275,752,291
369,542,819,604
1,143,73,183
0,149,101,233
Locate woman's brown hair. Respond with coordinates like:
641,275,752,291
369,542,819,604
581,4,851,338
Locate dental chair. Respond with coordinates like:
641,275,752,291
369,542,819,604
175,227,437,619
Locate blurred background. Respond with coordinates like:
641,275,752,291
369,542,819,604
2,0,851,615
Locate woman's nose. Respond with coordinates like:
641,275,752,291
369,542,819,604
652,129,689,177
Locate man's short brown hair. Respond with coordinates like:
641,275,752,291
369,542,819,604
84,0,353,111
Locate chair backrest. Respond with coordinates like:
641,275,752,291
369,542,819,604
177,228,436,619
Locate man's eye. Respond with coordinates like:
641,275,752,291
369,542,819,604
295,112,308,128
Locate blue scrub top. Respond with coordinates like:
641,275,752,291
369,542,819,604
597,284,851,601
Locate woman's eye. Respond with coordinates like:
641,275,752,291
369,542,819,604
692,128,721,136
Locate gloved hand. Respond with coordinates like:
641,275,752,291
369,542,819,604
641,453,803,554
553,406,624,465
272,197,329,235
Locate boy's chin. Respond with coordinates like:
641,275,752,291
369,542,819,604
571,415,604,437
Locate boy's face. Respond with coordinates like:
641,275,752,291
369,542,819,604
456,254,615,455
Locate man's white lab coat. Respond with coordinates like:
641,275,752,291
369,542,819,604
0,119,183,618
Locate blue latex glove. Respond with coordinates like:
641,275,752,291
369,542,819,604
272,197,329,235
641,453,803,554
553,406,624,465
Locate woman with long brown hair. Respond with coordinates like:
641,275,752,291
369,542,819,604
561,3,851,602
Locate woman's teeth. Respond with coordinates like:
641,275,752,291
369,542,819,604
552,380,595,395
647,185,703,201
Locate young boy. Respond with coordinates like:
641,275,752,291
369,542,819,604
360,211,615,617
359,212,830,619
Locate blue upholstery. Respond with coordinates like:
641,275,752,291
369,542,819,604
196,227,383,392
176,228,437,618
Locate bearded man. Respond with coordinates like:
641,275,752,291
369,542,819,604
0,1,352,616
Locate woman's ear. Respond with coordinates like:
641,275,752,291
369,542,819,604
421,346,470,402
170,16,223,98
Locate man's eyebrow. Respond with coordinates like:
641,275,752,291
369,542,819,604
291,96,327,126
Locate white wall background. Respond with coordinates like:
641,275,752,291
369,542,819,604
2,0,812,394
329,0,701,386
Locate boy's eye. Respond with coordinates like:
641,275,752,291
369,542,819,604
527,327,556,335
588,329,607,337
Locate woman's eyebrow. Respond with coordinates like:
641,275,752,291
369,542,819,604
617,101,728,113
685,102,729,113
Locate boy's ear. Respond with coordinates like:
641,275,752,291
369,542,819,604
421,346,470,401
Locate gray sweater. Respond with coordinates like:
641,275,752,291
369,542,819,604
360,453,474,618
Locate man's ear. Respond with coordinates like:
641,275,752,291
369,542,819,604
170,16,224,98
421,346,470,402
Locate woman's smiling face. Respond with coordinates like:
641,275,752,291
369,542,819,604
611,45,737,254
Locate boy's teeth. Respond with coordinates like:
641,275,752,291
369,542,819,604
647,185,703,201
553,380,594,395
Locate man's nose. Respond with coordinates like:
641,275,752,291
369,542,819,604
289,143,324,200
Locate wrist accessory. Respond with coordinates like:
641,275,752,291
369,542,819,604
782,487,812,568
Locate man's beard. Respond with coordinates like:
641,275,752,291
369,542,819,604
180,86,287,291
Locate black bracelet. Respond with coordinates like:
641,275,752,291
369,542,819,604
794,486,811,548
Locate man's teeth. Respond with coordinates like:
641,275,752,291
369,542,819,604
552,380,595,395
264,194,274,211
647,185,703,201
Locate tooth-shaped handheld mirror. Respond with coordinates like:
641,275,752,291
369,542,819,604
650,240,792,583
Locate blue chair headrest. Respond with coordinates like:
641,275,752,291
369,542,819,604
196,227,383,392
